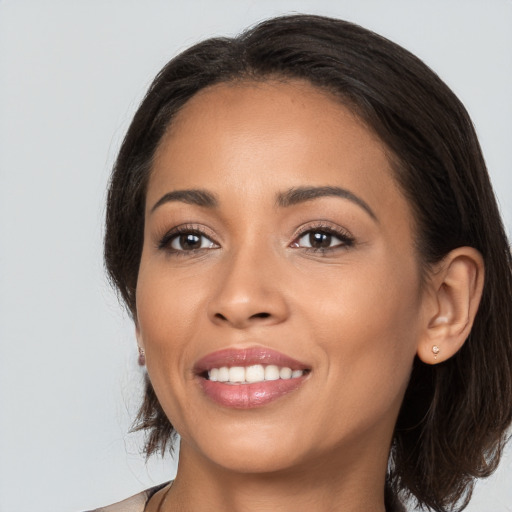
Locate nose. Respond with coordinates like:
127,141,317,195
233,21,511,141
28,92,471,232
207,245,290,329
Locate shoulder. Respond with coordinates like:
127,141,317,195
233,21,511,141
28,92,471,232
83,482,170,512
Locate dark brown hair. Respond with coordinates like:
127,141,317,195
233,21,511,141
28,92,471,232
104,14,512,512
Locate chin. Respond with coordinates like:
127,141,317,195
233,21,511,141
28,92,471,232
181,422,310,475
205,445,306,475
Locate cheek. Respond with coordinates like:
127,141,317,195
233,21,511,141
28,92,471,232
303,251,420,333
135,262,200,397
299,269,421,441
303,257,422,385
137,260,205,345
135,265,201,431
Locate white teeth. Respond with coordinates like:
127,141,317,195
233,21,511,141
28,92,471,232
264,365,280,381
228,366,245,383
207,364,305,383
246,364,265,383
279,367,292,379
217,366,229,382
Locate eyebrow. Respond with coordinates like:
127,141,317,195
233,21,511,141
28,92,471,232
276,186,378,222
150,189,218,213
150,185,377,222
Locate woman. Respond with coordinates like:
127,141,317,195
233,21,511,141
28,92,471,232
98,14,512,512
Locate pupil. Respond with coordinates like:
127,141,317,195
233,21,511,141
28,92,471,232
180,233,201,249
310,232,331,248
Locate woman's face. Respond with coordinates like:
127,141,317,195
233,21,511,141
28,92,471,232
136,80,427,474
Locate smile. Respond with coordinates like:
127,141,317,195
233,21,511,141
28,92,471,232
195,348,311,408
208,365,305,384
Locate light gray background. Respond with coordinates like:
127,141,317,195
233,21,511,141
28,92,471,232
1,1,511,511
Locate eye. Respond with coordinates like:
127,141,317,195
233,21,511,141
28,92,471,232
158,226,219,254
170,232,216,251
291,227,354,251
296,231,341,249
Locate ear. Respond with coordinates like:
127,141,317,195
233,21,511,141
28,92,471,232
417,247,484,365
135,322,147,366
135,322,144,350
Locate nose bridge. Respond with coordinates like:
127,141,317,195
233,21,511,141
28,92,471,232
208,233,288,328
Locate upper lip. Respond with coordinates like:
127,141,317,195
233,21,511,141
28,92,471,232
194,347,310,374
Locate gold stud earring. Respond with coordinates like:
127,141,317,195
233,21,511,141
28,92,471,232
432,345,440,360
138,346,146,366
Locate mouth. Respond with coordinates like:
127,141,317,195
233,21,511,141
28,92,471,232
194,347,311,409
204,364,308,384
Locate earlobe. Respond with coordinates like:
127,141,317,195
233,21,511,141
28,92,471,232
417,247,484,365
138,346,146,366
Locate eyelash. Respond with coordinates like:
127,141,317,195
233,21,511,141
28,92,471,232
157,223,355,256
291,223,355,254
157,224,219,256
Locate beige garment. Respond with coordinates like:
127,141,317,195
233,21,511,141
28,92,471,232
84,482,169,512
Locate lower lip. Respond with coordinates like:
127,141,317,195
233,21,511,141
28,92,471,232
199,376,307,409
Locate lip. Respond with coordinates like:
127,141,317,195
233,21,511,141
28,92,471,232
194,347,309,372
194,347,311,409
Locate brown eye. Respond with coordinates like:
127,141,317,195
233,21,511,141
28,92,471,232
295,230,346,249
308,232,332,248
170,232,216,251
292,228,354,251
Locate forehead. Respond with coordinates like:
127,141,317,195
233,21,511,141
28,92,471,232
160,80,382,165
149,80,410,226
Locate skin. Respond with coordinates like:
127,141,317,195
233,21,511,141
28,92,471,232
136,80,483,512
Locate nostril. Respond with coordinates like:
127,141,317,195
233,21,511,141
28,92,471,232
211,310,275,327
251,312,271,319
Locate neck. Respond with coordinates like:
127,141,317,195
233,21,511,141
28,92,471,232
159,438,390,512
